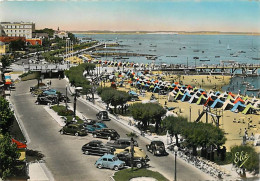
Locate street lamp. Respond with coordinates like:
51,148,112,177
65,85,68,110
73,87,82,118
174,146,178,181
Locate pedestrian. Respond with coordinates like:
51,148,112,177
50,80,52,86
239,128,242,136
165,101,167,106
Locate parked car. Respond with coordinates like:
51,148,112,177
96,111,110,121
35,97,52,105
82,140,115,156
83,118,103,125
116,153,149,169
82,124,96,133
106,138,138,149
43,89,57,95
95,154,125,171
146,140,167,156
114,146,148,160
92,128,120,140
59,124,88,136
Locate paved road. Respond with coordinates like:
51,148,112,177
11,80,114,181
11,78,213,181
52,78,212,181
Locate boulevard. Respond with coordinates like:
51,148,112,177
10,78,212,181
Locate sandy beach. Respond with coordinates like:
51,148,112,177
107,73,260,152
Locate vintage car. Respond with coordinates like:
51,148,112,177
82,140,115,156
116,153,149,169
106,138,138,149
43,89,57,95
35,97,53,105
114,146,148,160
59,124,88,136
94,154,125,171
96,111,111,121
92,128,120,140
146,140,167,156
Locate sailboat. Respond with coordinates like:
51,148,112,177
227,44,231,50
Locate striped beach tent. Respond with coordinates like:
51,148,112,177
196,95,207,105
230,101,246,112
188,94,199,104
175,91,184,100
181,92,191,102
222,99,234,110
211,99,224,108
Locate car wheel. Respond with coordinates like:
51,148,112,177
75,133,79,136
93,134,97,138
97,164,102,169
136,162,142,169
107,136,111,141
60,130,64,135
114,166,119,171
84,150,89,155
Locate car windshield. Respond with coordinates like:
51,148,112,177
112,157,118,161
155,142,164,146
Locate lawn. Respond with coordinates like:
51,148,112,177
113,168,169,181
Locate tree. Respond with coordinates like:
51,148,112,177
162,116,188,146
9,39,25,51
0,55,11,69
231,145,259,176
100,88,115,110
0,134,21,179
129,103,166,132
0,97,15,134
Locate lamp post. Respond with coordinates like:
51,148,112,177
174,146,178,181
65,85,68,110
189,106,191,122
73,87,82,118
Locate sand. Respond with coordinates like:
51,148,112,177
106,73,260,152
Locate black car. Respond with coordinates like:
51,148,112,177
117,153,149,169
96,111,110,121
92,128,120,140
82,140,115,156
106,138,138,149
146,140,167,156
60,124,88,136
35,97,53,105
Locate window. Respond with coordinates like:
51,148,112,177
102,158,107,161
108,159,113,162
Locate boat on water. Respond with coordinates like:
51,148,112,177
238,50,246,53
193,50,200,52
193,56,199,59
150,45,157,47
247,88,260,91
227,44,231,50
215,56,220,58
252,57,260,60
219,40,221,44
146,56,157,60
149,49,156,51
200,58,210,62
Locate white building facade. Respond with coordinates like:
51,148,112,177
0,22,35,39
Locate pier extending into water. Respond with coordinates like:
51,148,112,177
161,63,260,76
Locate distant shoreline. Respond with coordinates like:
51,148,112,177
71,31,260,36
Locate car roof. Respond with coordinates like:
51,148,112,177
152,140,164,144
89,140,103,144
100,154,115,159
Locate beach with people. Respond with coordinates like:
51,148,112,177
102,69,260,153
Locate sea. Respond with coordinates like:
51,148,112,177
75,34,260,96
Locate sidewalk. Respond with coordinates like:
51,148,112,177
28,162,54,181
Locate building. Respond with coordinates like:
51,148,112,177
54,27,68,39
0,22,35,39
0,41,9,55
26,38,42,46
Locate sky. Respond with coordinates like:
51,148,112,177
0,0,260,32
